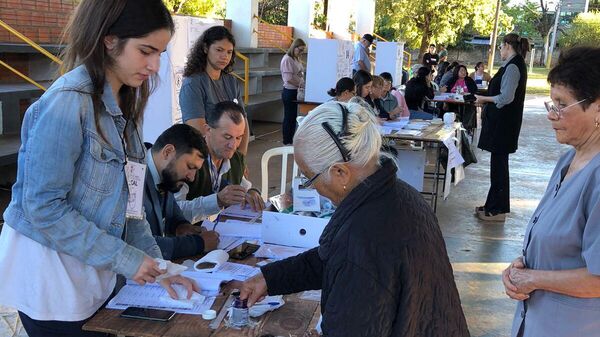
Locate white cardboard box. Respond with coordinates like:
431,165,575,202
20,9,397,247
261,211,329,249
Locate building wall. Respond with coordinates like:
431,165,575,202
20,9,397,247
0,0,76,44
257,23,294,49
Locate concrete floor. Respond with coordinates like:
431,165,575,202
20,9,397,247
245,95,567,337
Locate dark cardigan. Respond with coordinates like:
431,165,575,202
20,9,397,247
261,158,470,337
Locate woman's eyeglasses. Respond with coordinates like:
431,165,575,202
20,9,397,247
544,98,587,119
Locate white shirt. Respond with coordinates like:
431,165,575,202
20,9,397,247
0,225,115,321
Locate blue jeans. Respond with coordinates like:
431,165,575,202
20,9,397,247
281,88,298,144
409,110,434,120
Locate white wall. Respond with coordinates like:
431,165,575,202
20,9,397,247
374,42,405,87
326,0,355,40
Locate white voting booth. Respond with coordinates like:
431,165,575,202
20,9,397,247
305,38,354,103
143,16,223,143
374,41,405,88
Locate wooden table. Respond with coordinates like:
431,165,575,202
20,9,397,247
296,101,321,115
83,257,321,337
383,122,462,211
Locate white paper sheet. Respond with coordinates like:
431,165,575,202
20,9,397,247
213,220,262,239
382,118,409,129
393,129,422,136
211,262,260,281
254,244,309,260
107,284,216,315
217,236,247,250
220,204,261,220
442,136,465,170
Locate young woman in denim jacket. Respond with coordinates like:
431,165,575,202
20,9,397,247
0,1,197,336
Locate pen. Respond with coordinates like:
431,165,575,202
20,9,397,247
253,302,281,306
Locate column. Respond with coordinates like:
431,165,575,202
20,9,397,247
288,0,312,42
226,0,258,48
355,0,375,35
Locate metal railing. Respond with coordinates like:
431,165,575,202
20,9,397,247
0,19,63,92
231,51,249,105
253,15,305,66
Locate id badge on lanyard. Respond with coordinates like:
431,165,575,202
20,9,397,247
125,159,146,220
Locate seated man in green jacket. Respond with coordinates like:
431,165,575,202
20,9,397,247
145,124,220,260
177,101,265,223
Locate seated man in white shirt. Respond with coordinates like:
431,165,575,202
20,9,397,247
177,101,265,223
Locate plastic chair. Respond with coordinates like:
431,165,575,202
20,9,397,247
260,146,299,200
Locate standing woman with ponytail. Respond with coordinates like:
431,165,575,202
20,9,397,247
0,1,197,336
239,101,470,337
475,33,530,222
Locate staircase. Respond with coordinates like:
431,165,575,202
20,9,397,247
235,47,285,123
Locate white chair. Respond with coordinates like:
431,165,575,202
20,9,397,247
261,146,299,201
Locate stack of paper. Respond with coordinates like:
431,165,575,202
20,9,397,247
254,243,309,260
107,283,216,315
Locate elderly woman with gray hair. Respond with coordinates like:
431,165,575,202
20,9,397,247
240,102,469,336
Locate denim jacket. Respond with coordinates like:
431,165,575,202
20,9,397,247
4,65,161,279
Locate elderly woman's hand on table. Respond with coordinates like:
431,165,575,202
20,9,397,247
502,256,531,301
240,272,269,307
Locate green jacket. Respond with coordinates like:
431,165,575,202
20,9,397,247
186,151,246,200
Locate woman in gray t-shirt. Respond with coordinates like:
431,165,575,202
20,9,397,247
179,26,248,149
503,46,600,337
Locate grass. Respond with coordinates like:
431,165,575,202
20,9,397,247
526,67,550,96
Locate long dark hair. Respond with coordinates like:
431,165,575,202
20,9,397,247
328,77,355,97
184,26,236,77
353,70,372,97
452,65,468,79
503,33,530,58
415,66,431,84
60,0,174,140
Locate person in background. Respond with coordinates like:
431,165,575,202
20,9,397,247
352,34,374,74
176,101,265,224
440,61,460,88
443,65,478,129
240,101,470,337
0,1,197,336
422,44,440,68
179,26,249,141
438,44,448,62
443,65,478,94
470,61,492,85
365,75,386,117
404,66,436,119
475,33,529,221
379,72,409,119
503,46,600,337
280,38,306,145
144,124,220,260
352,69,373,100
327,77,355,102
435,61,450,85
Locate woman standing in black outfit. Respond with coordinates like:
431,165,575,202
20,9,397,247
475,33,529,221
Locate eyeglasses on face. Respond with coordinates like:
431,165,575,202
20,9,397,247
544,98,587,119
300,166,330,189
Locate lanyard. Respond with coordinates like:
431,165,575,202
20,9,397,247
208,155,224,193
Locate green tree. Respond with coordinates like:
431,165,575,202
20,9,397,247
258,0,289,25
163,0,225,18
559,11,600,48
375,0,512,59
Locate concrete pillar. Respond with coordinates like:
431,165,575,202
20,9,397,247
355,0,375,36
226,0,258,48
327,0,355,40
288,0,312,42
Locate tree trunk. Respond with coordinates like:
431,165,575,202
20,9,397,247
540,32,549,67
418,32,429,64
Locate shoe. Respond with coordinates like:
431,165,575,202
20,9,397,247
477,211,506,222
474,206,485,215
